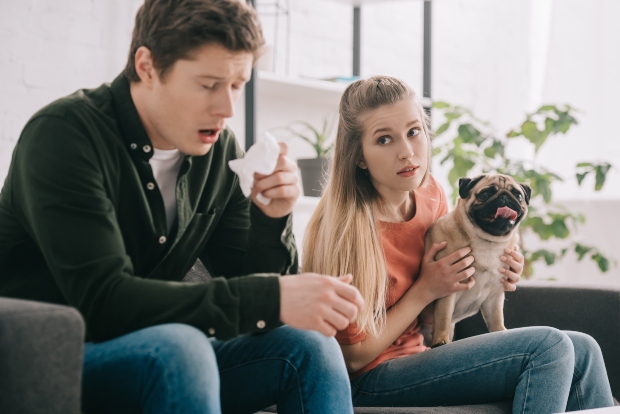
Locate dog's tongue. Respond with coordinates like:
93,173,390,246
495,206,518,221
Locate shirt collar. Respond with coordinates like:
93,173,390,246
110,74,155,161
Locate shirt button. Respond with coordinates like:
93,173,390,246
143,145,152,153
130,143,137,150
158,236,166,244
208,328,215,336
146,182,155,190
256,320,266,329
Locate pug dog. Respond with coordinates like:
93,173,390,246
424,173,531,348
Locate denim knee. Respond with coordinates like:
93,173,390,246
566,331,602,357
280,327,349,380
530,327,575,366
141,323,218,373
564,331,605,376
83,323,221,414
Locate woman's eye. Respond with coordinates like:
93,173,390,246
202,83,217,90
407,128,420,137
378,136,392,145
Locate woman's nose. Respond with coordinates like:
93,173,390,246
397,140,414,159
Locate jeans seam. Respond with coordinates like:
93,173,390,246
572,361,584,410
219,357,305,414
520,367,531,414
352,353,528,397
521,332,570,414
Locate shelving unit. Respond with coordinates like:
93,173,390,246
243,0,433,149
257,71,346,106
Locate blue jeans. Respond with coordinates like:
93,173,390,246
82,324,352,414
351,327,614,413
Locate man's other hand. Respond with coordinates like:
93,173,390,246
251,142,301,218
279,274,364,337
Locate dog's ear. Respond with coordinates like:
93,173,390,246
459,175,486,199
519,183,532,205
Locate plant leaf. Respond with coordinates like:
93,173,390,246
435,122,450,135
433,101,451,109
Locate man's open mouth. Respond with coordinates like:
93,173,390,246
200,129,218,137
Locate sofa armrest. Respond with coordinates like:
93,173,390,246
455,282,620,399
0,297,85,414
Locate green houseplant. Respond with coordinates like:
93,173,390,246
431,101,615,278
277,118,334,197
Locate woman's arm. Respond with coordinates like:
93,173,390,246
340,242,476,373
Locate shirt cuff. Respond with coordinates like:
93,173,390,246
233,274,283,334
250,203,290,230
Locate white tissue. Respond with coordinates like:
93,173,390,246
228,132,280,205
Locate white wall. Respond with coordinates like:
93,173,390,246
1,0,618,281
0,0,143,182
2,0,619,194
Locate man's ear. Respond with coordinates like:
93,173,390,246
520,183,532,205
458,175,486,199
134,46,156,87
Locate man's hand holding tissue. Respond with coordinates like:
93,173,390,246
279,274,364,337
250,142,301,218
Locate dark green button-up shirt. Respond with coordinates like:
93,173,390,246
0,75,298,342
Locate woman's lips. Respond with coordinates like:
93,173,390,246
397,166,418,177
198,129,221,144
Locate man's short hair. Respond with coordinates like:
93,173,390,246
123,0,265,82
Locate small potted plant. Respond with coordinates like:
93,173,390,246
279,118,334,197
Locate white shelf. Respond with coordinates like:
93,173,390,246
327,0,419,5
257,71,347,106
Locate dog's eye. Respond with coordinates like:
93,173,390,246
478,190,493,201
511,190,523,201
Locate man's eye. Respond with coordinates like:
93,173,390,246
407,128,420,137
378,136,392,145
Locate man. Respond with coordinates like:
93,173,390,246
0,0,363,413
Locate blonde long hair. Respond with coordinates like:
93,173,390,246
302,76,432,337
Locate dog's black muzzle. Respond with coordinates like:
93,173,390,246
471,191,525,236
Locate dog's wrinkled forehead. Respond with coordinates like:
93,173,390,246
472,175,519,192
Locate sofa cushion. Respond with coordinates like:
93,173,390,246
257,401,512,413
0,298,85,414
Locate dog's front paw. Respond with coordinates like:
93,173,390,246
431,340,447,349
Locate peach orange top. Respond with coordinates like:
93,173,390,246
335,175,449,378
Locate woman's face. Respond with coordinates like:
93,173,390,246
358,99,429,200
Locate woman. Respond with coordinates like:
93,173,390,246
302,75,614,412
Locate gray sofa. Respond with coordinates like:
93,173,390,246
1,282,618,414
261,282,620,413
0,297,84,414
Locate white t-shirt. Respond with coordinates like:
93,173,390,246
149,148,184,233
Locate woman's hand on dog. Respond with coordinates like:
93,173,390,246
417,241,476,303
499,245,524,292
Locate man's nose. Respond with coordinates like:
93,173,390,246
212,88,235,118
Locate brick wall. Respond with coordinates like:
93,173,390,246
0,0,142,181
